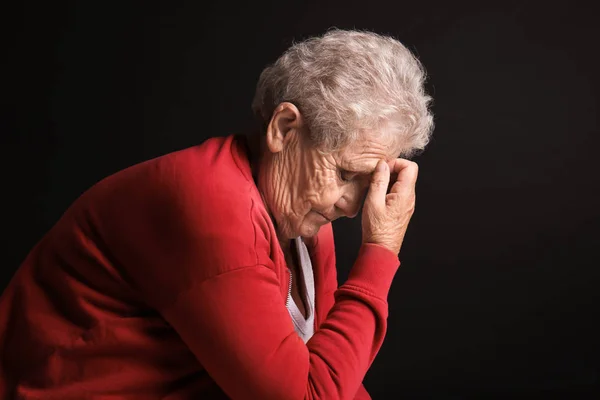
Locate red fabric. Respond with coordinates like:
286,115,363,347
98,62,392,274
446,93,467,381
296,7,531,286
0,134,400,399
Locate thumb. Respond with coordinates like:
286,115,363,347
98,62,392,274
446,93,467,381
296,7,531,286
366,160,390,209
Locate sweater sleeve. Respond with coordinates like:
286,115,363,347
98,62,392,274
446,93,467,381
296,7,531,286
89,151,400,400
313,236,374,400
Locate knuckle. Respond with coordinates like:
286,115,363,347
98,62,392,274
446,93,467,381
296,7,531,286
410,161,419,173
408,202,416,213
371,180,386,189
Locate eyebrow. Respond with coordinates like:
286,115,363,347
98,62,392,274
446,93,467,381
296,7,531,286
343,164,374,175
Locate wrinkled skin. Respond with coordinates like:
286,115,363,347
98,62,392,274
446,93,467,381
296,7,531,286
255,102,417,256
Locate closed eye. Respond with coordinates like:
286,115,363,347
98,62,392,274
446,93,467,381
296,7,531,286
338,168,357,182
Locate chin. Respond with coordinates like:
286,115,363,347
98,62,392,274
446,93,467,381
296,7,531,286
299,226,320,238
284,212,327,239
298,220,324,238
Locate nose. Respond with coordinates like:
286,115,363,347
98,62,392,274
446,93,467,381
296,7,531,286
337,184,367,219
346,205,361,219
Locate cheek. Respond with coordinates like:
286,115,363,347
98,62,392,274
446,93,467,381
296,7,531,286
302,156,341,207
312,180,343,207
328,181,345,202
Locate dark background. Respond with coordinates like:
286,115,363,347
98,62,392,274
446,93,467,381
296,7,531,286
3,1,599,398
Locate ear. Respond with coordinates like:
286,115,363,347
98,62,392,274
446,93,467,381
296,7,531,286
265,102,304,154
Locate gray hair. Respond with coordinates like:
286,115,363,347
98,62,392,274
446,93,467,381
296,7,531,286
251,28,434,157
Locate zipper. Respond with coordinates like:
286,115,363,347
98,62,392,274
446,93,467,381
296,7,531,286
285,267,292,308
285,238,296,309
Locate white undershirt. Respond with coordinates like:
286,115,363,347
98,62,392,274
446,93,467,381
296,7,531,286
285,237,315,343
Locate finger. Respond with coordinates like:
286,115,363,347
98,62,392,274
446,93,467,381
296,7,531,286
390,159,419,194
366,159,390,209
386,161,399,194
389,158,416,175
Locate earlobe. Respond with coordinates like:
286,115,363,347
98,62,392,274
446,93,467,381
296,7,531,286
265,102,304,154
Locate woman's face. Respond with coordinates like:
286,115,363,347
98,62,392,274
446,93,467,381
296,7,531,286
258,103,401,239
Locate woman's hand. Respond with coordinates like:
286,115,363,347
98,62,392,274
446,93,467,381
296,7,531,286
361,158,419,255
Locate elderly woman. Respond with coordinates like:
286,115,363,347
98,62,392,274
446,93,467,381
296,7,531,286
0,29,433,399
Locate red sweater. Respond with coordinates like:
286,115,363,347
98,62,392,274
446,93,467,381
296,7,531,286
0,134,400,399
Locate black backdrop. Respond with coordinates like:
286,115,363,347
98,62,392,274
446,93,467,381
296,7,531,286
3,1,599,398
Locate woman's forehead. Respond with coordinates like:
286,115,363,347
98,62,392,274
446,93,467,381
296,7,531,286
337,138,400,170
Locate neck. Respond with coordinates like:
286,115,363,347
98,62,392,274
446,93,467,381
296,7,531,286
245,132,291,248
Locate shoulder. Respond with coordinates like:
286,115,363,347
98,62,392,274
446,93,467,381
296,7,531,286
88,134,256,217
153,135,257,218
84,135,274,278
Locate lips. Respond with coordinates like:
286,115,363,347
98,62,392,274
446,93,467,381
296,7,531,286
315,211,334,222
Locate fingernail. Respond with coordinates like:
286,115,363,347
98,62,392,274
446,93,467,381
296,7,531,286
377,161,387,172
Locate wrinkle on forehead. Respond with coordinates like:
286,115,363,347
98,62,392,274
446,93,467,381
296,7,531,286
338,135,401,174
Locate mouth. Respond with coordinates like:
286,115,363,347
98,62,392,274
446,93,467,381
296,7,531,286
314,211,333,222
